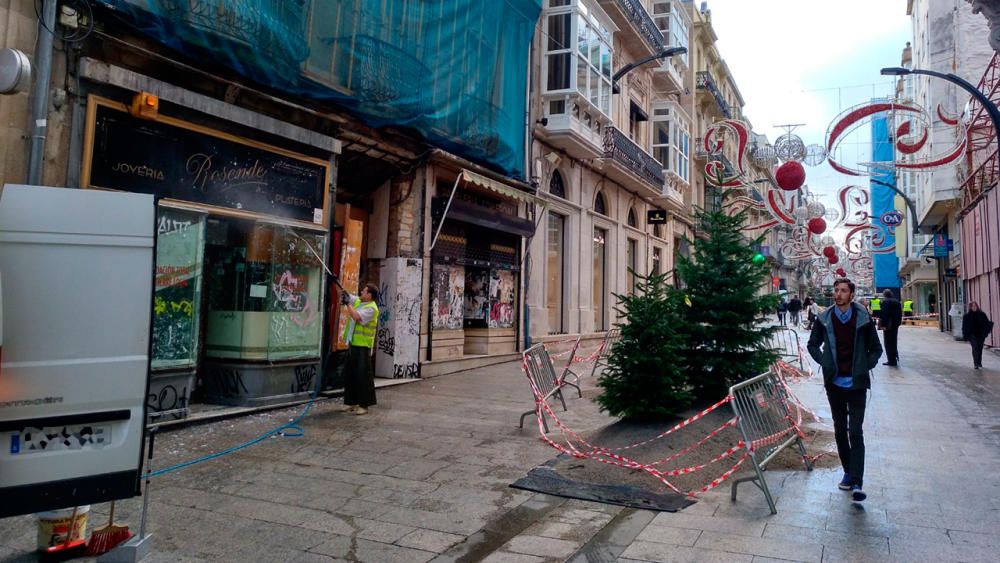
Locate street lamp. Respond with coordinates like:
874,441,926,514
612,47,687,94
880,66,1000,145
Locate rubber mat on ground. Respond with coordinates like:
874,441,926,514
510,455,695,512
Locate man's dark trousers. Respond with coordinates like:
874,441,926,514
883,326,899,365
827,386,866,487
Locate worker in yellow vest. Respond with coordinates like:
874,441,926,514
903,299,913,318
870,296,881,324
341,283,380,415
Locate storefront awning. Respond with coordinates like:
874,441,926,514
459,169,547,208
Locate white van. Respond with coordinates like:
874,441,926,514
0,185,154,518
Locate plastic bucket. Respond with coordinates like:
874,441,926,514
36,505,89,549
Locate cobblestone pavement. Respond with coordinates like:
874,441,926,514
2,326,1000,562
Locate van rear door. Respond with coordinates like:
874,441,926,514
0,184,154,518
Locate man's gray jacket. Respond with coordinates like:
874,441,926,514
806,302,883,390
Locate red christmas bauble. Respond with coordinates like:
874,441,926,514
828,255,839,265
823,246,836,257
775,161,806,191
808,217,827,235
836,268,846,276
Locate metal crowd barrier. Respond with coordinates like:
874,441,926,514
729,369,813,514
519,344,570,433
561,327,622,391
767,327,803,370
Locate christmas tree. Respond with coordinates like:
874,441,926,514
674,192,780,400
596,271,694,420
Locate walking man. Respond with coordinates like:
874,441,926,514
788,296,803,327
777,298,788,326
880,289,903,366
963,302,993,370
807,278,883,502
341,283,380,415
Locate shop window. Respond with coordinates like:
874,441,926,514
653,223,663,239
627,207,638,228
550,169,567,199
547,213,566,334
652,246,662,275
152,208,206,370
204,220,327,361
593,227,607,330
594,191,607,215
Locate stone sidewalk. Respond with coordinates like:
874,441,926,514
2,327,1000,562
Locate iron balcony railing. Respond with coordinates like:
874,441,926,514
162,0,309,64
614,0,665,52
603,126,665,189
696,71,732,118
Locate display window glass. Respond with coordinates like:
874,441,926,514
204,219,326,361
152,208,206,370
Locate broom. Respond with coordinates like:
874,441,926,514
85,501,131,556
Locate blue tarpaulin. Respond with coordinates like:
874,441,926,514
97,0,542,179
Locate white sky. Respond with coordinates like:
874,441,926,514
705,0,912,209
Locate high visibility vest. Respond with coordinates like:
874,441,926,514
870,298,881,311
343,299,379,348
903,300,913,313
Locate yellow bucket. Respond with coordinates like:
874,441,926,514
36,506,89,549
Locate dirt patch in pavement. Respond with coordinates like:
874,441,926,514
528,388,838,499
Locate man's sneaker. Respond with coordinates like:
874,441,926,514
354,407,368,415
341,405,358,413
838,474,852,491
850,485,866,502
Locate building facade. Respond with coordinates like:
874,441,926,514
904,0,993,331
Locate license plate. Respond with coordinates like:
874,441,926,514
8,424,111,455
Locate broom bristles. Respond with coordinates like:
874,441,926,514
85,524,132,556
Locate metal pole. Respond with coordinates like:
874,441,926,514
27,0,57,185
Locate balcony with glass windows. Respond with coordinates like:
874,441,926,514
597,0,664,57
540,2,616,159
651,1,690,93
696,71,732,118
601,126,665,194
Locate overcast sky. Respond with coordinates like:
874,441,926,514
705,0,912,207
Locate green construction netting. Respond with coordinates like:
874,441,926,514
97,0,542,179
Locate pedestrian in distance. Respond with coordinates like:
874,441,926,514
879,289,903,367
788,296,803,327
777,298,788,326
962,302,993,370
903,299,913,319
341,283,380,415
807,278,883,502
805,297,819,330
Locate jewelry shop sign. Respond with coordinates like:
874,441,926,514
84,99,328,225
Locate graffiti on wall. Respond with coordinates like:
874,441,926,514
375,258,423,378
431,264,464,329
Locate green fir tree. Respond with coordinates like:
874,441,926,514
674,192,780,400
596,271,694,420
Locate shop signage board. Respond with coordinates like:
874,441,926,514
647,209,668,224
933,234,949,258
82,96,330,226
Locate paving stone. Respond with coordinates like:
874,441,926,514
633,525,702,546
479,551,547,563
620,540,754,563
888,538,999,563
648,512,767,538
395,528,466,553
763,523,889,550
503,534,580,559
694,530,823,563
887,509,999,535
947,529,1000,549
309,535,435,563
